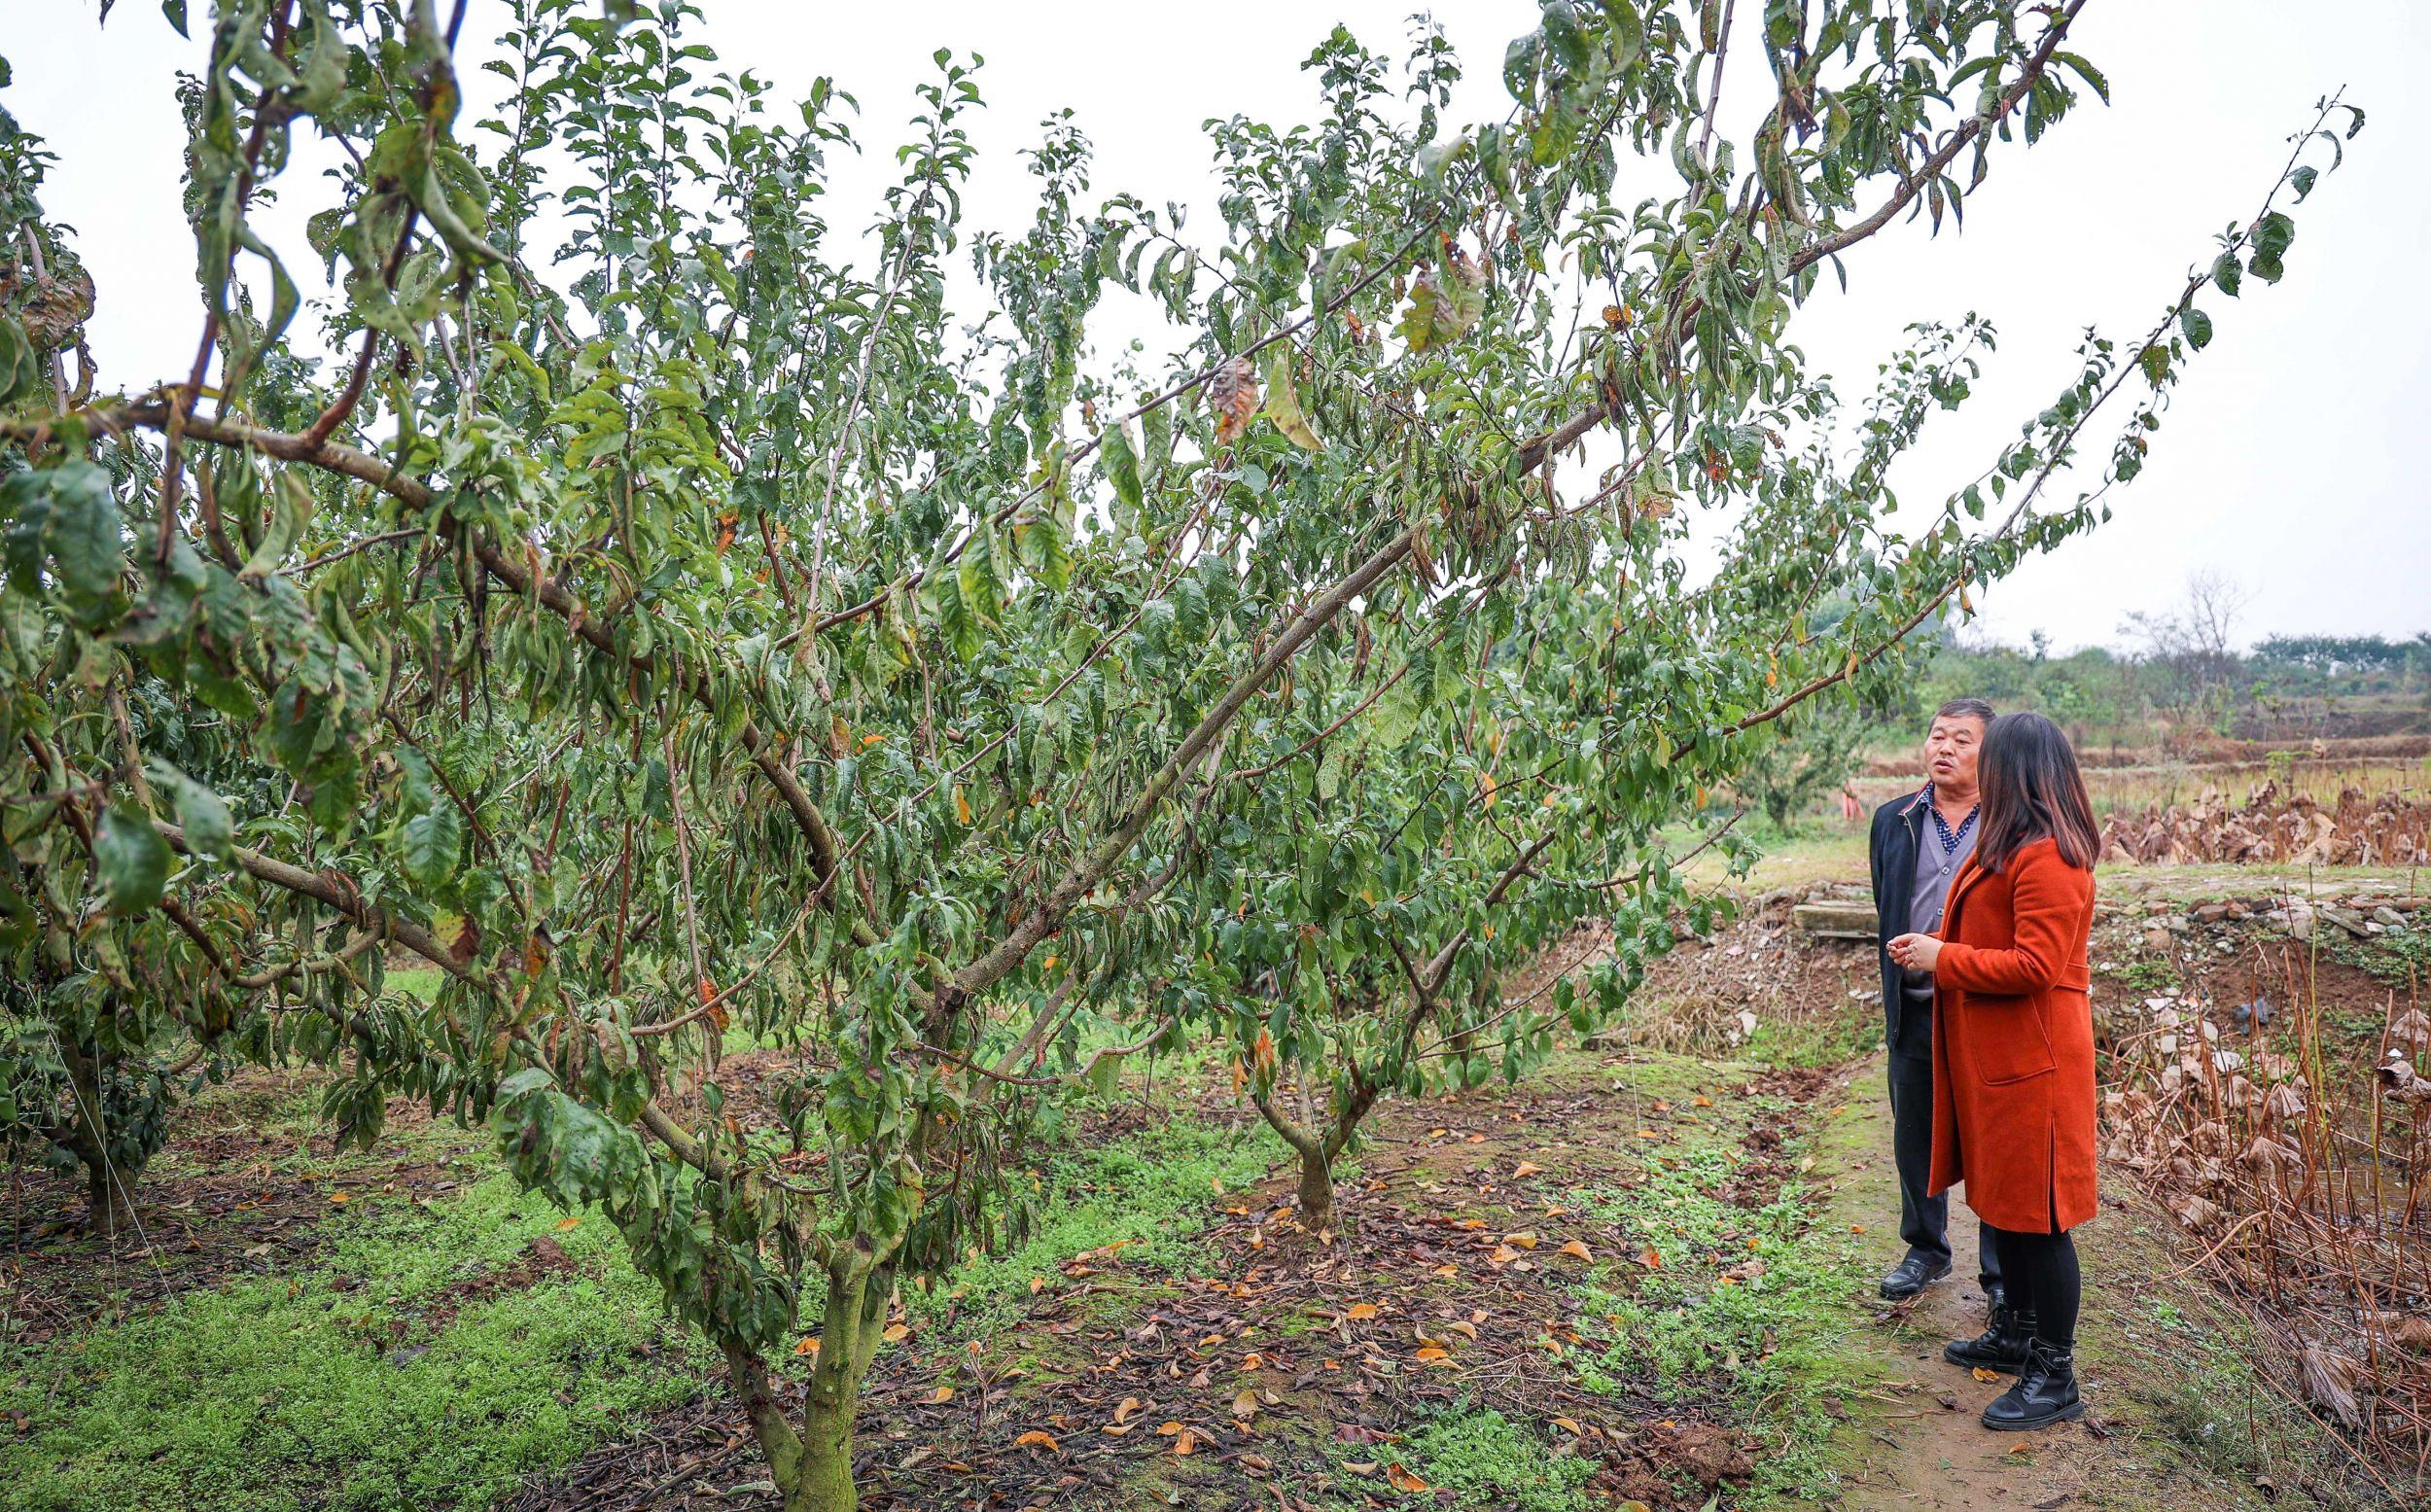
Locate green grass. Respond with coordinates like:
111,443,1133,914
1406,1407,1598,1511
383,966,444,1002
1568,1109,1870,1505
1744,997,1883,1069
0,1169,702,1512
2,1054,1283,1512
906,1082,1280,1348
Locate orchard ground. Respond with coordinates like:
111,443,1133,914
4,867,2410,1512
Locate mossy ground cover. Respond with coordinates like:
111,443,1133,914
2,1164,701,1512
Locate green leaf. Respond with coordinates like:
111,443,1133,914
2178,306,2213,350
1102,422,1144,523
2209,250,2241,298
239,472,314,579
2289,164,2317,201
40,462,123,625
149,760,234,860
95,804,171,914
402,805,464,890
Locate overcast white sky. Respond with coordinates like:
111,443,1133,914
7,1,2425,651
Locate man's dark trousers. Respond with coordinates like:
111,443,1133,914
1869,792,2002,1294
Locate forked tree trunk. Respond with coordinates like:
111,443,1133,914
730,1245,898,1512
1253,1081,1377,1236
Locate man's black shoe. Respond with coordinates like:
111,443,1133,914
1879,1253,1952,1300
1982,1339,2086,1430
1984,1281,2006,1315
1944,1302,2035,1374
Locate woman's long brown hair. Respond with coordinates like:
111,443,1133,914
1975,711,2100,872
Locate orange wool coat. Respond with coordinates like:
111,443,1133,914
1926,835,2099,1234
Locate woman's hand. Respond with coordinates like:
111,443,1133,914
1887,932,1943,974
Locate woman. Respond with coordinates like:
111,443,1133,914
1887,711,2100,1430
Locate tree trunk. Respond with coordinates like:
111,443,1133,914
1296,1144,1337,1234
766,1246,896,1512
85,1154,134,1237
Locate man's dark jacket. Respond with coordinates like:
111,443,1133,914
1867,789,1933,1053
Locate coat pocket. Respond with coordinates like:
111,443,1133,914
1961,995,2056,1085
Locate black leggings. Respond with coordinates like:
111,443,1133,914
1985,1223,2079,1350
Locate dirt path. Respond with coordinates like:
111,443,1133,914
1814,1053,2357,1512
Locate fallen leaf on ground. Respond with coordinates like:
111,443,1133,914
1012,1429,1060,1453
1386,1463,1429,1493
1346,1302,1381,1320
1559,1240,1593,1261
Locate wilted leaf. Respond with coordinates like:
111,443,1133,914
1210,357,1258,445
1385,1462,1429,1493
1346,1302,1381,1321
924,1385,954,1404
1261,350,1323,451
1011,1429,1061,1453
1559,1240,1593,1261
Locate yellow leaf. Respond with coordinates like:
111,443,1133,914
1012,1429,1060,1453
883,1322,911,1343
1512,1161,1542,1178
1972,1367,2001,1383
328,1191,350,1204
1415,1346,1453,1364
1174,1427,1198,1456
1692,1095,1713,1108
1157,1421,1185,1436
794,1336,821,1356
1502,1232,1539,1250
953,785,972,825
1346,1303,1381,1321
1481,770,1498,807
924,1386,954,1404
1553,1415,1583,1435
1114,1396,1141,1424
1638,1246,1663,1270
554,1216,581,1232
1386,1462,1429,1493
1261,350,1325,451
1232,1389,1259,1420
1559,1240,1594,1261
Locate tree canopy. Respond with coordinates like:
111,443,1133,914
0,3,2355,1507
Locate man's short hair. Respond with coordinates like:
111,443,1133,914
1932,697,1994,727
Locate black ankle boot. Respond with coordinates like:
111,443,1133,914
1944,1302,2035,1374
1981,1338,2085,1430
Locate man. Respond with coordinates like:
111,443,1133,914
1868,697,2004,1309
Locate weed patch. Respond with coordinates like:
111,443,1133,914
0,1170,699,1512
1570,1118,1866,1504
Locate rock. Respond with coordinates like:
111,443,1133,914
2282,903,2315,941
2317,905,2372,938
2164,915,2192,933
2143,928,2173,951
2373,905,2408,929
2191,901,2232,926
2225,898,2252,920
1792,899,1878,940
